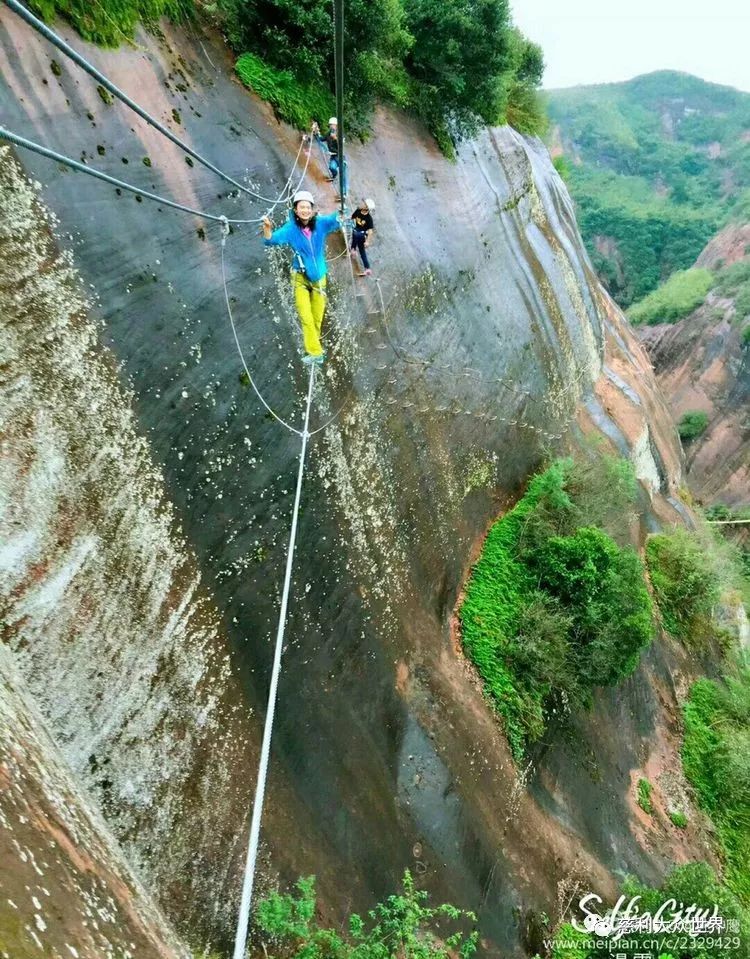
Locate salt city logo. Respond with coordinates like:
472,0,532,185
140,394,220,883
572,893,727,941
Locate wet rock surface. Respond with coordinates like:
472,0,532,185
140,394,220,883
639,227,750,507
0,644,189,959
0,13,698,956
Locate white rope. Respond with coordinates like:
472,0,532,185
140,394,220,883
220,221,302,435
232,362,316,959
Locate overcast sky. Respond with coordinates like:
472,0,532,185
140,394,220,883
511,0,750,92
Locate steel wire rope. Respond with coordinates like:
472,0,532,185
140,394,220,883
332,0,346,217
231,361,316,959
0,126,298,224
230,7,355,943
219,220,303,435
3,0,299,205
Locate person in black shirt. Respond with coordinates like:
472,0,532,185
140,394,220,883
350,198,375,276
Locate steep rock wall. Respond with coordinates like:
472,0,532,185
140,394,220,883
639,228,750,507
0,641,189,959
0,13,698,956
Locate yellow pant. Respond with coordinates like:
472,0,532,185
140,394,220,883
292,272,327,356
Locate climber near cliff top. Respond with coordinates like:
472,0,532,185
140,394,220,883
312,118,348,199
262,190,341,365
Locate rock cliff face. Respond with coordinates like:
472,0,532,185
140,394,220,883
639,226,750,507
0,643,190,959
0,13,700,957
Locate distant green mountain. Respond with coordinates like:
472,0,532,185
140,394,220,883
546,71,750,307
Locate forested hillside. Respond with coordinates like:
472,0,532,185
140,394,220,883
547,71,750,307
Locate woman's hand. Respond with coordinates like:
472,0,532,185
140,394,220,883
262,215,273,239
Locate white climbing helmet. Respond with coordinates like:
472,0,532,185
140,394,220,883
365,197,376,212
292,190,316,207
328,117,338,126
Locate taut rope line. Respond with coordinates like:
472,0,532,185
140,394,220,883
231,363,316,959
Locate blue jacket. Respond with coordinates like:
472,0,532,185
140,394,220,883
264,211,340,283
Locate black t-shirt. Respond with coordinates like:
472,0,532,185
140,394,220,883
324,132,340,156
351,209,374,233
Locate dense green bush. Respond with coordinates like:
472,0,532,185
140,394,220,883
683,666,750,901
552,154,573,183
716,259,750,296
646,529,720,643
254,871,478,959
678,410,710,441
31,0,547,150
213,0,545,146
742,324,750,348
734,285,750,322
29,0,192,45
627,268,714,326
459,458,653,760
235,54,334,131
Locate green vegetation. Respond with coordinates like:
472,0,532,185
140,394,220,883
743,324,750,347
646,529,720,645
716,259,750,297
549,864,750,958
235,54,335,132
627,268,713,326
254,871,478,959
29,0,193,46
637,777,653,814
213,0,546,150
547,72,750,306
669,810,688,828
683,663,750,901
459,457,654,760
552,154,573,183
31,0,546,151
677,411,710,442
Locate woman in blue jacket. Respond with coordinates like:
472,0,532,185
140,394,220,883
262,191,341,364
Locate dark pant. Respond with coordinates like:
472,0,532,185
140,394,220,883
329,156,348,195
351,229,370,270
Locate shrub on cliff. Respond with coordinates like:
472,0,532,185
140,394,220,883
678,410,710,441
215,0,545,148
646,529,720,645
459,458,654,761
235,54,334,131
683,666,750,902
627,267,714,326
30,0,193,45
254,870,478,959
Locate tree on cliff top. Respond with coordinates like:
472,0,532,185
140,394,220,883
220,0,546,147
